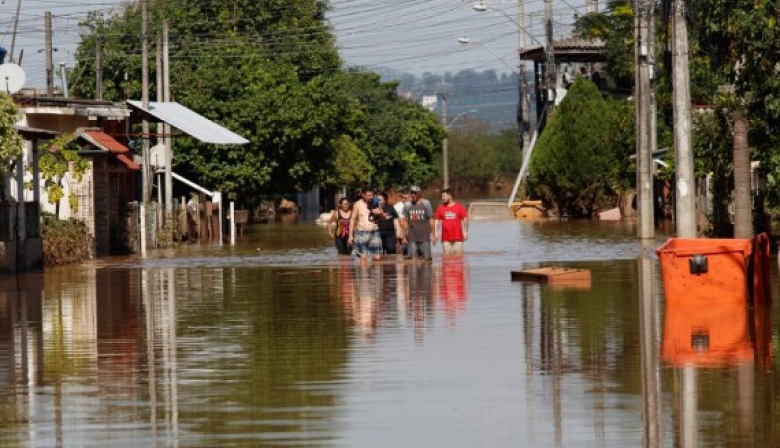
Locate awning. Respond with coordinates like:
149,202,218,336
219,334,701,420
78,129,140,171
127,100,249,145
14,125,59,140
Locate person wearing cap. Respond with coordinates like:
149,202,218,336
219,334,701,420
434,188,468,255
402,186,436,262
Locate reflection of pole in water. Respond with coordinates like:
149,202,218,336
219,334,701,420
522,282,539,444
738,362,754,447
680,366,697,448
638,249,662,448
143,269,158,447
167,268,180,448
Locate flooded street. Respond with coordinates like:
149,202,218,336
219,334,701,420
1,219,776,447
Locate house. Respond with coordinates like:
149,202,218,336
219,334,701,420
9,96,249,260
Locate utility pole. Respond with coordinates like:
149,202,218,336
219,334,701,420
586,0,597,14
544,0,556,110
163,21,173,216
9,0,22,63
96,35,103,100
518,0,531,161
45,12,54,97
671,0,696,238
635,0,655,239
141,0,152,203
441,94,449,189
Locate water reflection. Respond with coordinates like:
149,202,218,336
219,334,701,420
330,260,471,343
658,244,773,448
3,219,780,447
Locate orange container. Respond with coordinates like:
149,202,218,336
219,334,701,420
657,233,773,367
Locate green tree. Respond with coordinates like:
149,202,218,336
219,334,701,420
70,1,442,206
529,77,630,217
689,0,780,237
0,93,24,185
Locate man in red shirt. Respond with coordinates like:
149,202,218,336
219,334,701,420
434,188,468,255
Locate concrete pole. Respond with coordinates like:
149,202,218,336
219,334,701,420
141,0,152,203
441,94,449,189
140,203,147,257
636,1,655,239
544,0,556,108
95,35,103,100
230,201,235,245
32,141,40,204
163,22,173,215
518,0,531,170
9,0,22,62
671,0,696,238
45,12,54,97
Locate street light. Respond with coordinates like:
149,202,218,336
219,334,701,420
457,37,519,74
471,2,552,104
471,1,554,207
441,103,477,190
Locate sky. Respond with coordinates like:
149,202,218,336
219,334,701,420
0,0,593,90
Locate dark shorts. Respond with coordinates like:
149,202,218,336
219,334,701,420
335,236,352,255
379,231,397,255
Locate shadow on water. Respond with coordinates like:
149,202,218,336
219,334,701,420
0,219,778,447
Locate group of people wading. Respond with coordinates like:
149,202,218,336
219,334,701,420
327,186,469,264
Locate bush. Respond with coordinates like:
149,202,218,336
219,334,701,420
528,77,632,217
41,213,93,266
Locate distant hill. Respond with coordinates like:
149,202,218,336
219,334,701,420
369,66,537,131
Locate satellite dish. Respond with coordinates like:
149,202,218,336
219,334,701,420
0,63,26,94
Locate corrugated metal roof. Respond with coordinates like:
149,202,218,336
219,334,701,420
127,100,250,145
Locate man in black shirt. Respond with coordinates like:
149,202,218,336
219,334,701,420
376,192,400,255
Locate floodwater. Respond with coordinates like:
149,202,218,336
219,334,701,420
0,218,776,447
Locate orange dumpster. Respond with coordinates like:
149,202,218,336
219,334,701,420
657,233,772,368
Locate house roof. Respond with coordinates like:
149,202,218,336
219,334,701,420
127,100,250,145
77,129,140,171
14,125,59,140
520,37,606,63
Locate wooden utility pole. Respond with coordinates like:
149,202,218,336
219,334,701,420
163,21,173,215
45,12,54,97
671,0,696,238
635,0,655,239
141,0,152,203
441,94,449,189
96,35,103,100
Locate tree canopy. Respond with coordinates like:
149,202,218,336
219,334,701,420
69,0,443,206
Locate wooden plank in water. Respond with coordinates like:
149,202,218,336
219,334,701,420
511,267,592,288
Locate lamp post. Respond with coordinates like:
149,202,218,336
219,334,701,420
472,2,553,130
441,101,476,190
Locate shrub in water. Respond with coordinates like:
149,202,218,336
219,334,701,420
41,213,93,266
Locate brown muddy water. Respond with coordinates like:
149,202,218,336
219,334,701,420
0,219,777,447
